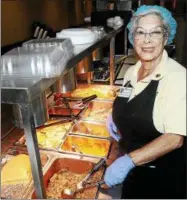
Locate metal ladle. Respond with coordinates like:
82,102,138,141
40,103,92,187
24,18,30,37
61,180,105,199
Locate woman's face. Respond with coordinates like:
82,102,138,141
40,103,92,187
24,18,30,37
133,14,167,62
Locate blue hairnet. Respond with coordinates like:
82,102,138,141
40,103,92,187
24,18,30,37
127,5,177,45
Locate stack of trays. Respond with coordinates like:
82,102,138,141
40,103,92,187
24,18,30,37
1,38,74,79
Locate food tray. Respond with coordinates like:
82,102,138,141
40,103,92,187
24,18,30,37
80,100,113,123
59,135,111,158
1,147,51,199
31,157,105,199
48,107,82,117
71,84,119,100
14,122,73,151
69,120,110,139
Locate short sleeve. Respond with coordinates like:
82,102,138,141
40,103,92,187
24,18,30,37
163,72,186,136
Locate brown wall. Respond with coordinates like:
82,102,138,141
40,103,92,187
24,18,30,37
2,0,82,46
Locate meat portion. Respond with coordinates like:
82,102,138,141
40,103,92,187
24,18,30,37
46,168,103,199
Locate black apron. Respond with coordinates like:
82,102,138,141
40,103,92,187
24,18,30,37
112,80,186,199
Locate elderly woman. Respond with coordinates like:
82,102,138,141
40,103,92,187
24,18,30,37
105,5,186,199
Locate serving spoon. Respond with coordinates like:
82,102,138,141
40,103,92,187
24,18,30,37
61,180,105,199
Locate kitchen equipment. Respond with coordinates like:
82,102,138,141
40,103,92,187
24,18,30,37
56,28,97,45
62,158,106,198
62,180,105,199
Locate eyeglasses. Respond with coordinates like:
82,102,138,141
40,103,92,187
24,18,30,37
133,27,166,40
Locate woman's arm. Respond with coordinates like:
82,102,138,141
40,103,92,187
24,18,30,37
129,133,184,166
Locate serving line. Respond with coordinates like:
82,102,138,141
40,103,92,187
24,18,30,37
1,26,123,199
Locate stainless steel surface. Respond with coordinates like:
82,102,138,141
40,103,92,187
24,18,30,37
92,48,103,61
76,55,92,74
12,93,48,128
20,105,46,198
61,68,76,92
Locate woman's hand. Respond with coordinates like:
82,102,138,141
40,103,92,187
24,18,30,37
104,154,135,187
106,115,121,141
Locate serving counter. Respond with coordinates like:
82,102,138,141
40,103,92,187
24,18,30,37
1,26,124,199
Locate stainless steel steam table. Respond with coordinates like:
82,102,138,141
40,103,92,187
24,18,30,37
1,26,124,199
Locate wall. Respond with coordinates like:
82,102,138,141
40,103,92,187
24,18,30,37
1,0,81,46
1,0,33,46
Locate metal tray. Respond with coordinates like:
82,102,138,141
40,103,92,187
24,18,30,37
14,121,73,151
80,100,113,123
1,147,51,199
59,135,111,159
48,107,82,117
69,120,111,139
71,84,118,101
31,157,105,199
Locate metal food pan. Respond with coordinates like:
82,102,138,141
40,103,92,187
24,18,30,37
80,100,113,123
59,135,111,159
1,147,51,199
71,84,119,101
31,157,105,199
48,107,82,117
69,120,111,139
14,122,73,151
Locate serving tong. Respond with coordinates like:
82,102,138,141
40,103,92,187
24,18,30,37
50,94,97,120
61,158,106,198
54,94,97,110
